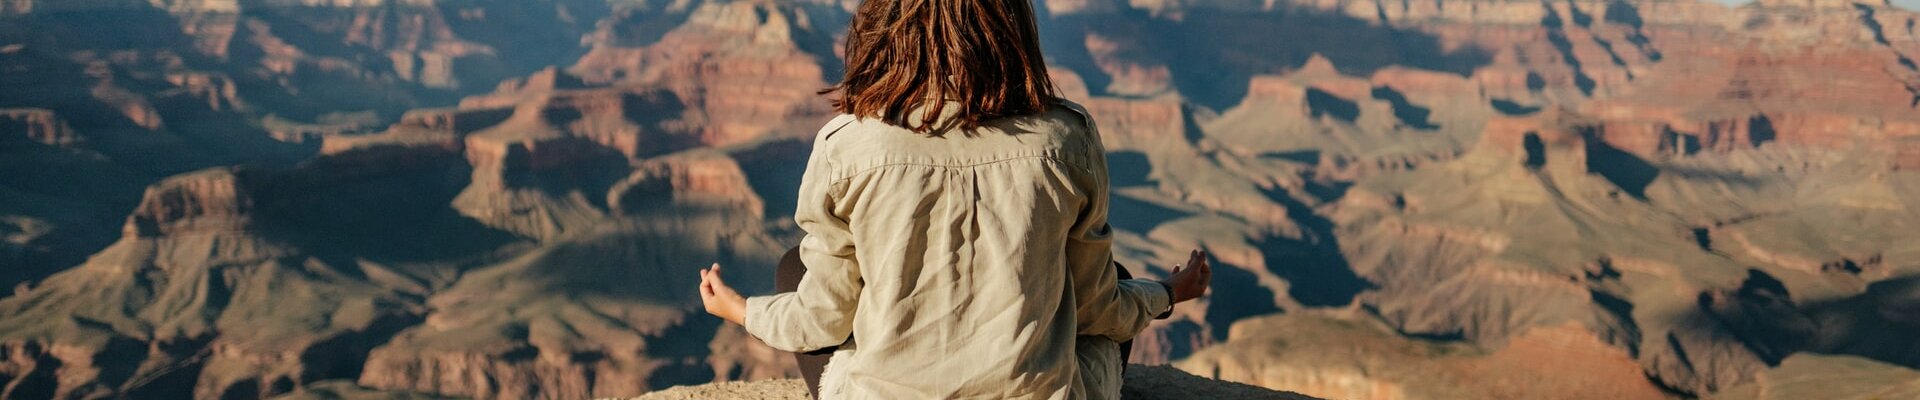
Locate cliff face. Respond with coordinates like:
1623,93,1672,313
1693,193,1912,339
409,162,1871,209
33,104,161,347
344,116,793,399
0,64,810,398
569,0,839,147
1179,312,1672,400
0,0,614,292
1038,0,1920,397
5,0,1920,398
0,109,81,148
1710,353,1920,400
0,166,432,399
332,63,810,398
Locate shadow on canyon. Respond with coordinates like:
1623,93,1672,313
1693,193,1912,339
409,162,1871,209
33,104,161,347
1677,269,1920,379
1041,7,1494,110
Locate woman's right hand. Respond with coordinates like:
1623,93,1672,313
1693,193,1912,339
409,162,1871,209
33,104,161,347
700,263,748,326
1164,249,1211,303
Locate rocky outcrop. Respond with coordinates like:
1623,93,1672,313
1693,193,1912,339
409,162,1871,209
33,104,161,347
394,108,516,137
452,132,620,241
284,45,807,398
0,161,438,399
7,0,1920,399
1320,100,1920,395
461,75,708,158
1898,138,1920,169
122,168,258,237
612,153,766,217
354,206,789,399
1084,32,1176,97
1180,313,1670,400
433,70,760,241
623,364,1320,400
1578,37,1920,159
1205,54,1485,164
0,109,81,148
1710,354,1920,400
570,0,838,147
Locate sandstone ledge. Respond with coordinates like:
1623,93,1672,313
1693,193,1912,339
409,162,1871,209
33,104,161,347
619,365,1319,400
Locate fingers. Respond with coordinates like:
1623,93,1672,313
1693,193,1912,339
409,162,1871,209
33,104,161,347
707,263,727,287
698,268,715,298
1199,250,1212,296
1178,249,1207,272
1188,249,1211,299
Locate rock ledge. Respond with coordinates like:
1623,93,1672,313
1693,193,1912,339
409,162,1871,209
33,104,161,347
618,365,1320,400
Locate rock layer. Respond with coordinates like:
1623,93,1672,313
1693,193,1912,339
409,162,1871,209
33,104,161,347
4,0,1920,398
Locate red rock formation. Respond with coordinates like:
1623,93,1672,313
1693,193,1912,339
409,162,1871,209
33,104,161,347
461,68,595,109
0,159,440,399
0,0,28,15
311,134,466,179
8,1,1920,399
162,72,244,112
0,108,81,147
1577,34,1920,159
213,2,564,89
1180,314,1672,400
612,153,766,217
123,168,256,237
357,346,656,400
1203,54,1483,184
463,135,617,177
1369,67,1478,95
1897,138,1920,170
1043,0,1123,15
1077,96,1188,150
570,0,836,147
1085,32,1175,96
356,202,788,399
1073,94,1303,230
453,132,621,240
1474,108,1596,156
460,79,707,158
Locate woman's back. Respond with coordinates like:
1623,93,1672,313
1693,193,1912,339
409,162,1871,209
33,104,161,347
741,102,1172,399
693,0,1203,397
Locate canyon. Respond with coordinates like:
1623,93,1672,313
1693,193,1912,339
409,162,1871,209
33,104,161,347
2,0,1919,398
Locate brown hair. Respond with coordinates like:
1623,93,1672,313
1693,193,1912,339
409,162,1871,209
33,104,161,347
821,0,1058,133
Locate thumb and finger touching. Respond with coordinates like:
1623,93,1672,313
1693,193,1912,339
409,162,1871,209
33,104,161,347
1174,249,1211,302
701,264,733,296
699,268,715,293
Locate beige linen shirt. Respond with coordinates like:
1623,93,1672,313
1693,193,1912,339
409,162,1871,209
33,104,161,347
744,100,1171,399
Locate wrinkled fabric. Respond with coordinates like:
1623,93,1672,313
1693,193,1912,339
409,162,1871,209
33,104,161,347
744,100,1170,399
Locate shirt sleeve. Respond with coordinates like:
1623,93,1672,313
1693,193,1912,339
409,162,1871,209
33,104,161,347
1061,104,1173,342
744,116,863,353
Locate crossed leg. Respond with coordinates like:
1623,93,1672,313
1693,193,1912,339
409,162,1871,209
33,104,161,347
772,247,1134,399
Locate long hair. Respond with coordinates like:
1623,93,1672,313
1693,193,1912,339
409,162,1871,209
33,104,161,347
821,0,1058,133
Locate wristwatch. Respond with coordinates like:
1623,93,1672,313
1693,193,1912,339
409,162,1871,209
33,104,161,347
1154,281,1174,319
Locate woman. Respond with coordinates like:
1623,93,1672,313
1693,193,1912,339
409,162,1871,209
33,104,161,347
696,0,1211,398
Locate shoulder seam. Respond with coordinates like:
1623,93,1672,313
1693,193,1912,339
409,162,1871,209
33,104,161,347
1051,98,1097,133
819,114,859,142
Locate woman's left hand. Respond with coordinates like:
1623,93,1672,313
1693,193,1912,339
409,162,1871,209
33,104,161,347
699,263,748,326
